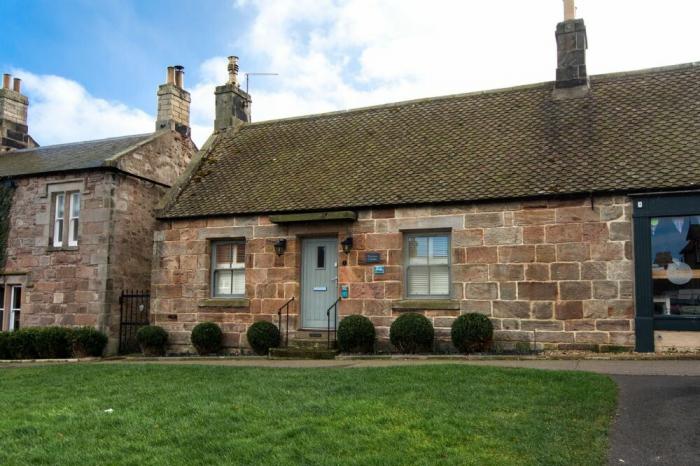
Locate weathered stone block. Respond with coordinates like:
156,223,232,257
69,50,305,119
559,281,591,300
465,282,499,300
489,264,524,282
493,301,530,318
551,262,580,280
525,263,549,281
518,282,557,300
484,227,522,245
555,301,583,320
498,245,535,263
545,224,583,243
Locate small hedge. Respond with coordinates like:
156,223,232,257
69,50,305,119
136,325,168,356
0,326,108,359
390,313,434,354
35,327,74,359
191,322,223,355
246,321,280,355
337,315,375,353
72,327,108,357
451,313,494,353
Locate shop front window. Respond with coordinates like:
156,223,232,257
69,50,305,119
651,215,700,317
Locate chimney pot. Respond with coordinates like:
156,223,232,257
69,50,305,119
227,56,240,87
174,65,184,88
167,66,175,85
563,0,576,21
2,74,10,90
12,78,21,93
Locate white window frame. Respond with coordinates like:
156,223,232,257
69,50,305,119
8,285,21,331
404,231,451,299
53,193,65,247
68,191,81,247
211,241,246,298
52,191,80,248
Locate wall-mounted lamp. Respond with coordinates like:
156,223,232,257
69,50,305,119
273,238,287,256
341,236,353,254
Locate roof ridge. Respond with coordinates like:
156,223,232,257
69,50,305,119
241,61,700,130
2,132,154,155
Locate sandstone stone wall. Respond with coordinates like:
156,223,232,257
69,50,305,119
2,131,196,352
3,172,114,331
152,195,635,353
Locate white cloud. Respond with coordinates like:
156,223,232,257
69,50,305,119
15,70,154,146
12,0,700,148
229,0,700,124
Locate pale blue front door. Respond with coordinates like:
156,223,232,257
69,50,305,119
301,237,339,329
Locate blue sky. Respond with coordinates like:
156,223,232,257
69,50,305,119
1,0,254,110
2,0,699,147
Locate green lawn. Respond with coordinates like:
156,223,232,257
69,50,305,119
0,364,616,465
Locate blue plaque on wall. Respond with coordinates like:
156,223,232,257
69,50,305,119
374,265,385,275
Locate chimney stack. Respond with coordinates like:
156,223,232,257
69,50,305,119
0,72,33,151
155,64,191,137
554,0,589,92
214,56,251,131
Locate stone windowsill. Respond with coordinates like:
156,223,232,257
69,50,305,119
46,246,79,253
198,298,250,308
392,299,460,311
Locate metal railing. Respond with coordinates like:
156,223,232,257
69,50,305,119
326,298,341,349
276,297,295,347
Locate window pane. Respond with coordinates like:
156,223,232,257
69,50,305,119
317,246,325,268
10,286,21,331
408,236,429,265
55,194,65,219
651,215,700,316
11,286,21,310
70,192,81,218
231,269,245,295
430,266,450,295
54,220,63,245
235,244,246,264
214,270,233,296
430,236,449,265
215,244,234,269
407,266,430,296
70,219,79,243
0,285,4,309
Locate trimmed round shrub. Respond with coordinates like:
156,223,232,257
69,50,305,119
246,321,280,355
191,322,223,355
451,313,494,353
72,327,108,357
389,313,434,354
35,327,74,359
136,325,169,356
337,315,375,353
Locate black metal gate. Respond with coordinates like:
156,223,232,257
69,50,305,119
119,290,150,354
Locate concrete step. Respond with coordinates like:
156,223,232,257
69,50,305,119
269,347,339,360
289,338,337,350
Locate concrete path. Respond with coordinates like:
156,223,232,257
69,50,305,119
608,375,700,466
92,357,700,376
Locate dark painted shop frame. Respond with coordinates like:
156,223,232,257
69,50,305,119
632,192,700,352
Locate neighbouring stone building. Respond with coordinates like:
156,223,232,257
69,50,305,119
0,66,197,352
153,7,700,354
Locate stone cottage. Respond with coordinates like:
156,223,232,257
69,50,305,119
0,66,197,352
154,6,700,354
